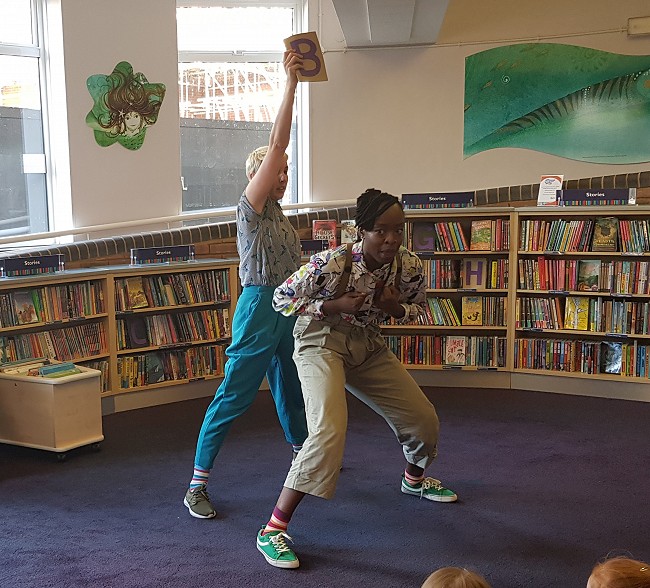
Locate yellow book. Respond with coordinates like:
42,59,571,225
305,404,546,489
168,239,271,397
564,296,589,330
461,296,483,326
126,276,149,309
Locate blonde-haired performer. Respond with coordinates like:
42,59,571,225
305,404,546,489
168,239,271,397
184,49,308,520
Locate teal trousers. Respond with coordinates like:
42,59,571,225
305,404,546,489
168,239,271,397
194,286,308,470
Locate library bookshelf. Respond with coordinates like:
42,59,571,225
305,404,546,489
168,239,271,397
510,206,650,401
0,259,238,414
4,205,650,412
392,207,515,390
387,206,650,402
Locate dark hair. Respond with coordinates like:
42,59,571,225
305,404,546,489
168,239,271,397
355,188,402,231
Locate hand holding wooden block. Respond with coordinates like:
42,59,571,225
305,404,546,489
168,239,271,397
284,31,328,82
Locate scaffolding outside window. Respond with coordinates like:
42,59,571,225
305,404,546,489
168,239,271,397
177,2,300,212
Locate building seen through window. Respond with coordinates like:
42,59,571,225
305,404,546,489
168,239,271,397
0,0,49,239
177,2,300,212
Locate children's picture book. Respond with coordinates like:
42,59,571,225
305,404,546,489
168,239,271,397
312,220,337,249
461,296,483,325
444,336,466,365
340,219,357,244
461,258,487,290
126,276,149,309
577,260,601,292
591,217,618,252
146,352,166,384
126,316,149,348
411,223,436,252
600,341,622,374
564,296,589,330
13,290,39,325
469,219,492,251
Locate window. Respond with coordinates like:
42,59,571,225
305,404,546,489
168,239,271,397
177,1,301,212
0,0,49,238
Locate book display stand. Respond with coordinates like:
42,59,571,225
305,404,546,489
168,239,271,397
0,363,103,459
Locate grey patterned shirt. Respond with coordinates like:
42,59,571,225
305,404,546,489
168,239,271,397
237,193,301,287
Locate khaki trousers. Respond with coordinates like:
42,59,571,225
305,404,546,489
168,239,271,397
284,315,440,499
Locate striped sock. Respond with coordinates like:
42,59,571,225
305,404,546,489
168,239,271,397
404,470,425,487
189,466,210,491
262,506,290,535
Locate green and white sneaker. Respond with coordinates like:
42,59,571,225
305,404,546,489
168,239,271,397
256,529,300,569
401,475,458,503
184,485,217,519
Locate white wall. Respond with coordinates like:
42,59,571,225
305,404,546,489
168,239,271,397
60,0,181,228
57,0,650,226
307,0,650,201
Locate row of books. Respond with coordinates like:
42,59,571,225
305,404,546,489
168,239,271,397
114,269,230,312
518,258,650,294
310,220,357,250
422,258,508,290
514,337,648,377
82,359,109,392
519,218,597,252
384,334,506,367
0,281,105,328
408,219,511,253
464,219,510,252
384,294,508,328
0,358,82,378
617,219,650,253
460,295,507,326
116,308,230,350
0,321,107,364
517,296,650,334
409,221,470,252
423,297,461,326
116,344,226,389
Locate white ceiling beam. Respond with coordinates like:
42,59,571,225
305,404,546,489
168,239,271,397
330,0,371,47
367,0,416,45
411,0,450,45
331,0,450,48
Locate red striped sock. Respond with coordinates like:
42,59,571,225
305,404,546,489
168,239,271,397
404,470,424,487
262,506,290,535
189,466,210,490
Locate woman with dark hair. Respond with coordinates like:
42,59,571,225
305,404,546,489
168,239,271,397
256,188,457,569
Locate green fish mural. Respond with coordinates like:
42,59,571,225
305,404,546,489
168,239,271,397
86,61,166,151
464,44,650,163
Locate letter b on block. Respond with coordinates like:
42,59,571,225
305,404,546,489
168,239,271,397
284,31,328,82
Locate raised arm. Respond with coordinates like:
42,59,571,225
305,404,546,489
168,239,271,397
245,49,302,214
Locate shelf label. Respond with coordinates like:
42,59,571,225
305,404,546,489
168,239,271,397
131,245,195,265
0,254,65,278
402,192,474,209
557,188,635,206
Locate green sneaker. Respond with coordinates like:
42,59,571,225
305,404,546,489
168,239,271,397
401,476,458,503
184,485,217,519
256,529,300,569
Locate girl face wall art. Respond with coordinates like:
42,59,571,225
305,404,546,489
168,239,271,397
86,61,166,150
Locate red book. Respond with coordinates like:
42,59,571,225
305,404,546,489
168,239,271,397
312,220,338,249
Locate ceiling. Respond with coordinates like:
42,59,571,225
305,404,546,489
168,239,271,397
330,0,451,48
